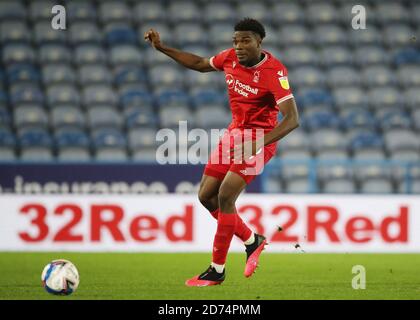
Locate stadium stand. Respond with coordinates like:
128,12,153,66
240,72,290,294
0,0,418,193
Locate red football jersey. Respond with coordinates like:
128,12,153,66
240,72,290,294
209,48,293,132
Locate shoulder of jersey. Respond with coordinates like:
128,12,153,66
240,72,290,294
264,52,286,72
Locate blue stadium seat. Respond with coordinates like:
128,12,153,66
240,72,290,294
393,48,420,66
156,89,190,109
34,21,66,44
29,0,56,21
3,44,36,64
320,46,353,66
67,1,97,22
323,179,356,194
341,108,377,130
14,106,48,129
362,65,395,87
50,106,86,129
55,128,89,148
276,130,310,152
168,1,202,23
125,108,158,129
46,84,80,107
174,23,207,47
104,24,137,46
272,3,304,25
306,3,339,25
397,65,420,88
38,44,72,64
149,66,184,90
203,2,237,24
74,45,107,65
377,3,410,25
10,84,44,106
82,85,117,108
368,87,404,110
333,87,367,110
383,24,414,48
133,2,167,24
18,127,53,161
69,22,102,45
350,131,384,151
237,3,272,24
282,46,319,67
354,46,390,66
376,109,412,131
99,2,131,24
0,128,16,160
360,178,393,194
285,179,312,193
120,89,154,110
87,107,123,129
0,1,26,20
109,45,143,67
159,106,194,128
318,164,353,183
185,69,221,90
0,107,11,129
7,64,41,84
114,66,148,87
384,129,420,153
92,128,128,161
306,111,341,131
348,25,383,48
55,128,91,161
313,25,347,46
310,129,347,152
326,66,361,88
195,106,230,129
190,88,225,108
413,109,420,131
404,88,420,111
299,89,333,109
353,149,386,161
42,64,76,85
0,21,31,43
78,65,112,86
208,24,235,46
289,66,326,89
278,25,311,46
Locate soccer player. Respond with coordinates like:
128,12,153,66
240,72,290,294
144,18,299,287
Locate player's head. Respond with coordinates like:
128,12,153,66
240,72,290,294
233,18,266,65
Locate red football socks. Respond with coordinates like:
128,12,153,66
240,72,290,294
212,211,237,265
210,208,252,242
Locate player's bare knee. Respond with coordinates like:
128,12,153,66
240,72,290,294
217,188,236,209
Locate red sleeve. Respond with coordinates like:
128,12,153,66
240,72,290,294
269,65,294,105
209,49,231,72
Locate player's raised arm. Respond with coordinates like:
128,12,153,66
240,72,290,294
263,97,300,146
144,28,215,73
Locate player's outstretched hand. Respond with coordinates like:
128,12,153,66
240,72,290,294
144,28,162,50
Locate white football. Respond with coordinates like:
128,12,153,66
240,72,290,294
41,259,80,295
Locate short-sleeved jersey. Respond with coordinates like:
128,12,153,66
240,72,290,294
209,48,293,132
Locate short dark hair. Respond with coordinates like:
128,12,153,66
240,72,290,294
234,18,266,39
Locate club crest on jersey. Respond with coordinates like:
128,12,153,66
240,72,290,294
226,74,235,89
253,71,260,83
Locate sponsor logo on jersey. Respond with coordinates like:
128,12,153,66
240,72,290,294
279,76,290,90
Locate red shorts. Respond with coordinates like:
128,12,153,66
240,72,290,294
204,129,277,184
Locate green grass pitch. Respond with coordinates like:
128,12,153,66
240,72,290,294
0,252,419,300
